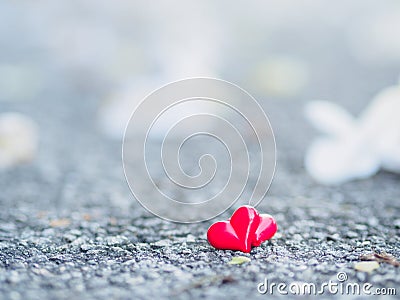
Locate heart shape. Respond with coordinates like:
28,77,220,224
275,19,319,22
207,205,277,253
252,214,277,247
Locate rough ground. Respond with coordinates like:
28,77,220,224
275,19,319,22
1,81,399,299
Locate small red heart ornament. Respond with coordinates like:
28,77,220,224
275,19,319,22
207,205,277,253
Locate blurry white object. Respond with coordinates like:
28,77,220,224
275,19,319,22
98,79,222,141
98,80,158,139
252,56,309,97
0,113,38,169
305,82,400,185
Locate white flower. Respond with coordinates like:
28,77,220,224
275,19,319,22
0,113,38,169
304,80,400,185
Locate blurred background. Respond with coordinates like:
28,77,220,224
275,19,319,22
0,0,399,214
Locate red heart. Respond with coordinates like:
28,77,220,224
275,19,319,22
207,205,277,253
207,205,260,253
252,214,277,247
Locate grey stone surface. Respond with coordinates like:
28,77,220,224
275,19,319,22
1,86,399,299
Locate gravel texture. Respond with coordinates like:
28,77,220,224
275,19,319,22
1,88,399,299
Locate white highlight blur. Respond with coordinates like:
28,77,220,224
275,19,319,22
305,79,400,185
0,113,38,169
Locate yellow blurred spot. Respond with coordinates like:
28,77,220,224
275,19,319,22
354,261,380,273
228,256,251,265
49,218,71,227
